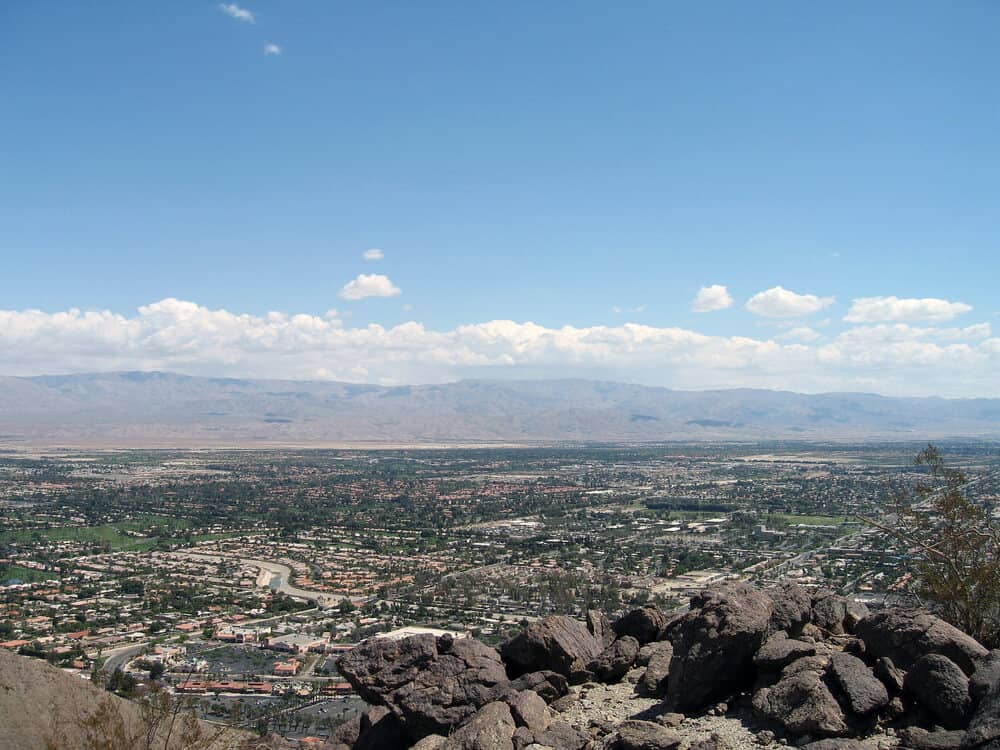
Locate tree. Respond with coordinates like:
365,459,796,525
860,445,1000,646
45,687,236,750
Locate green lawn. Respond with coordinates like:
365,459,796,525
185,531,247,544
769,513,851,526
0,565,53,584
0,515,193,550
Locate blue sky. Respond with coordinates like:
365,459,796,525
1,2,997,395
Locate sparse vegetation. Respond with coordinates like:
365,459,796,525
45,688,237,750
860,445,1000,646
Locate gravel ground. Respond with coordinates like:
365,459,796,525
556,678,897,750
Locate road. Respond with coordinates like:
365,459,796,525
102,641,149,674
172,552,340,607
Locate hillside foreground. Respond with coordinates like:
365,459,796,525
0,648,270,750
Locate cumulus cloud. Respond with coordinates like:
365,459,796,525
0,300,997,397
691,285,733,313
339,274,401,300
263,43,281,56
777,327,822,342
746,286,835,318
844,296,972,323
362,248,384,261
219,2,255,22
837,322,991,343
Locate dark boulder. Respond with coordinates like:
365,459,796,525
438,701,516,750
854,609,988,675
754,634,818,671
337,634,511,740
904,653,971,730
501,615,603,680
505,689,551,732
753,671,848,736
613,606,670,646
782,654,831,678
637,641,668,667
898,728,965,750
548,693,578,714
509,670,569,704
767,582,814,635
665,584,773,712
607,720,682,750
873,656,905,693
828,652,889,717
589,635,640,683
811,593,868,636
965,672,1000,750
354,705,408,750
638,641,674,697
330,714,361,749
588,609,616,649
512,721,588,750
970,650,1000,702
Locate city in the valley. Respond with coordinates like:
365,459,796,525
2,443,998,740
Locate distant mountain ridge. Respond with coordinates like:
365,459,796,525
0,371,998,446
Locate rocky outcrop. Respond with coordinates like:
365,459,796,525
767,582,814,635
828,652,889,716
604,720,681,750
437,701,515,750
588,609,617,649
811,592,868,636
898,727,965,750
332,586,1000,750
904,654,972,730
753,633,818,671
589,636,640,683
337,633,511,740
753,669,848,736
965,696,1000,749
637,641,673,697
970,650,1000,702
613,606,670,646
501,615,604,681
354,706,407,750
665,584,773,711
854,609,988,674
509,670,569,704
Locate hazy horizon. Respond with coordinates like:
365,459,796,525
4,368,999,402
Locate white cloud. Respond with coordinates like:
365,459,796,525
339,274,401,300
612,305,645,315
362,248,384,261
777,327,822,342
844,296,972,323
746,286,835,318
0,300,997,397
219,3,255,23
838,322,991,343
691,285,733,313
263,43,281,56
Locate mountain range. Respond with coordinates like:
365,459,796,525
0,371,998,447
